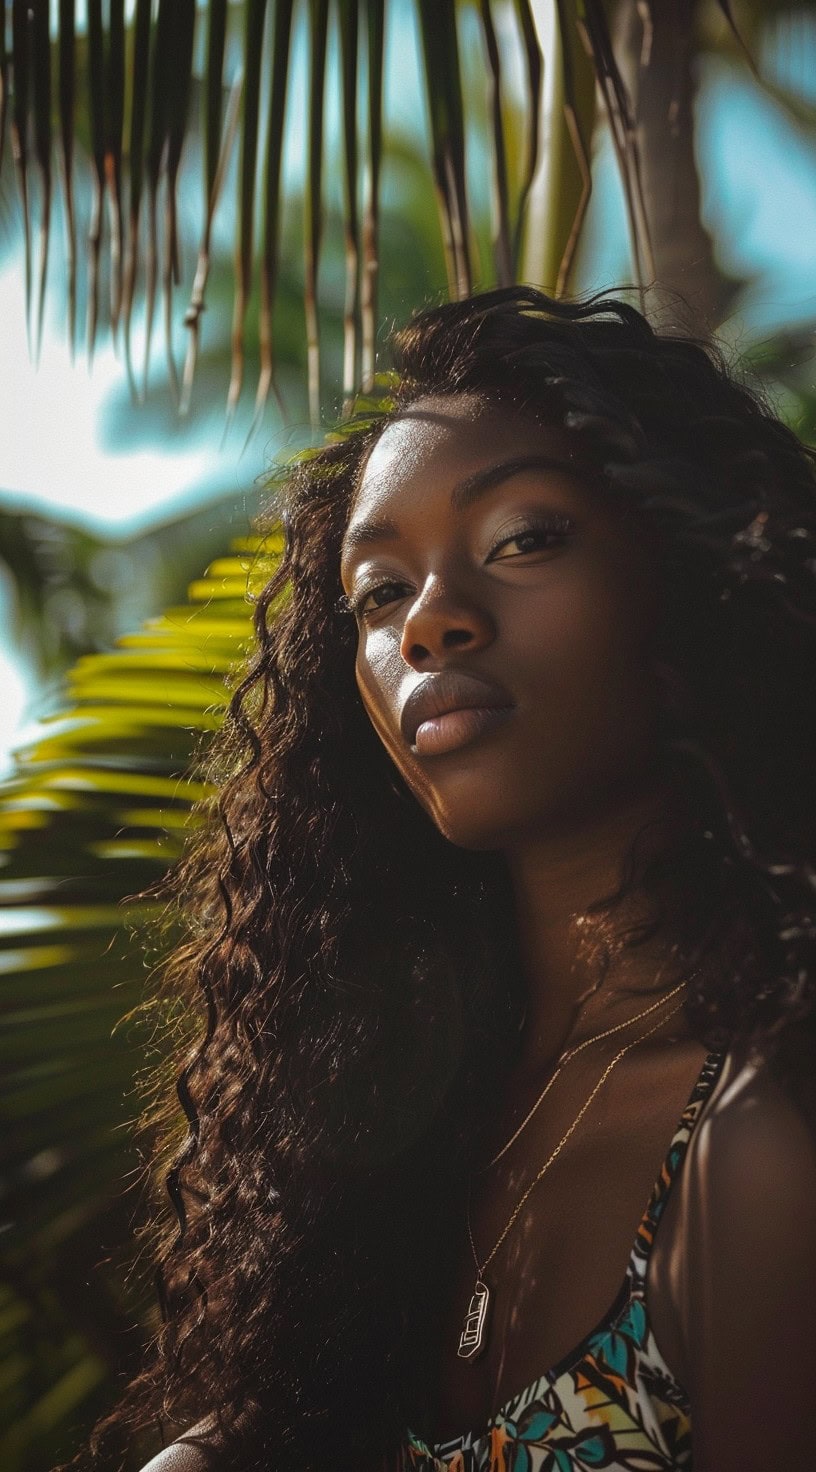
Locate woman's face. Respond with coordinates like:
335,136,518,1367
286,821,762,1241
339,394,663,851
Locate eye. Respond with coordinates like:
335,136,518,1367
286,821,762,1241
347,515,576,619
348,579,412,619
487,514,575,562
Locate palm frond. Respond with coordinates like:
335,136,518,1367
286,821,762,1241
479,0,513,288
143,0,179,398
3,0,771,414
416,0,471,298
162,0,196,402
552,0,594,294
246,0,293,438
106,0,126,337
11,1,32,345
57,0,77,356
122,0,151,398
578,0,655,292
361,0,384,392
0,0,8,175
511,0,543,274
339,0,361,409
181,0,230,417
226,0,268,431
85,0,106,364
519,0,595,295
305,0,329,427
0,525,283,1471
30,0,51,364
714,0,758,74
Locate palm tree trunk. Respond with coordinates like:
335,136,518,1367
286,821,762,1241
613,0,732,335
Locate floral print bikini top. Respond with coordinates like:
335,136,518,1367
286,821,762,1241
400,1050,725,1472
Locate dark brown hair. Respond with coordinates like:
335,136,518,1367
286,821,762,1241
66,287,816,1472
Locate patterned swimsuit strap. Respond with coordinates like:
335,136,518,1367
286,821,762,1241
629,1048,727,1285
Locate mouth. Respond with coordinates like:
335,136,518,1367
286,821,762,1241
412,704,514,757
399,669,515,756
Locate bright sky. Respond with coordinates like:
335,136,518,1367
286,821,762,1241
0,262,231,527
4,30,816,530
3,13,816,768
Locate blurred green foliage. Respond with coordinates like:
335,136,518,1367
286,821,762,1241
3,2,816,1468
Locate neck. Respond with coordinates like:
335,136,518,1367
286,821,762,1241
503,781,693,1076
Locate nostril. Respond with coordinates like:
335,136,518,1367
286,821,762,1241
442,628,475,648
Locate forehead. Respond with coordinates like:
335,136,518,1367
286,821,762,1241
361,393,568,485
351,393,578,517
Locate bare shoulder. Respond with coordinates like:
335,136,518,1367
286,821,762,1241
688,1042,816,1211
679,1041,816,1472
138,1419,221,1472
682,1041,816,1295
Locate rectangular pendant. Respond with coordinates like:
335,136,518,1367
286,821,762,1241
457,1278,490,1360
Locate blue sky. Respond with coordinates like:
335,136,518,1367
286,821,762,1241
5,11,816,533
2,7,816,765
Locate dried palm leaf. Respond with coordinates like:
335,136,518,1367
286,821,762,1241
305,0,329,427
182,0,229,416
361,0,384,392
339,0,361,412
416,0,471,299
162,0,196,405
0,0,7,177
143,0,177,398
715,0,757,74
11,1,32,348
512,0,543,272
479,0,513,288
245,0,294,441
106,0,125,336
553,0,593,294
122,0,152,400
30,0,51,364
226,0,268,432
86,0,106,364
57,0,77,357
578,0,655,290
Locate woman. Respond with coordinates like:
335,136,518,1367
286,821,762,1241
74,288,816,1472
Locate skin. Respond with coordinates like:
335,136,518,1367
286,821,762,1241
338,394,816,1466
342,394,683,1060
339,393,704,1420
144,393,816,1472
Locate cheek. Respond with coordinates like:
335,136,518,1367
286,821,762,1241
355,638,443,814
515,564,659,761
355,635,404,758
532,594,645,684
350,550,661,850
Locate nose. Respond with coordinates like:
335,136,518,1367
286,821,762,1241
399,576,496,668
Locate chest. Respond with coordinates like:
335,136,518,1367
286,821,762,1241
421,1044,708,1446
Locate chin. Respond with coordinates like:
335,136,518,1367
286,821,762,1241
419,784,535,853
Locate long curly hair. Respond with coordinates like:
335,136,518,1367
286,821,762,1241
68,287,816,1472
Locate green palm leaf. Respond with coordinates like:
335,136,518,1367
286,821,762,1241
2,0,770,417
0,525,282,1471
1,5,809,1465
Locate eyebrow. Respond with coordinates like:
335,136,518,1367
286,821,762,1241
340,454,583,564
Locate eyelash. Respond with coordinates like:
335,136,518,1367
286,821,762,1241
345,514,576,620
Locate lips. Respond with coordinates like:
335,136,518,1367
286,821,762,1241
399,669,515,753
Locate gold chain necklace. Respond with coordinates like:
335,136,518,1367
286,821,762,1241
476,976,694,1173
456,994,686,1361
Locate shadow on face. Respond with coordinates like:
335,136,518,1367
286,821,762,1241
340,394,666,854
